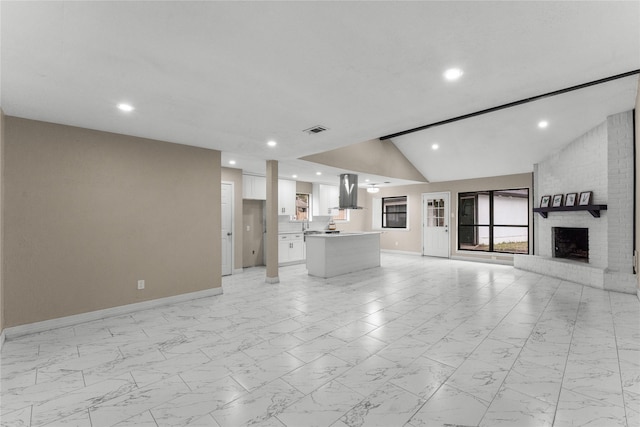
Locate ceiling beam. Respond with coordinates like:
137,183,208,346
379,69,640,141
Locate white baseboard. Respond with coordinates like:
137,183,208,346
265,276,280,284
381,249,422,256
451,255,514,266
3,287,223,341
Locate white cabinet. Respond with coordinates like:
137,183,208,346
242,175,266,200
313,184,339,216
279,233,305,264
278,179,296,216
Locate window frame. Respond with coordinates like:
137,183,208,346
457,188,529,254
382,196,408,229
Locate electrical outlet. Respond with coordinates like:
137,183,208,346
137,279,145,290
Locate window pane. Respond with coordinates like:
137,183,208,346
459,196,476,225
459,226,490,251
459,193,489,225
383,196,407,228
477,193,490,224
384,213,406,228
494,190,528,225
493,226,528,253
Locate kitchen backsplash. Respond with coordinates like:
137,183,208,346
278,216,334,233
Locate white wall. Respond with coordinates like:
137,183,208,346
534,121,609,268
522,110,635,293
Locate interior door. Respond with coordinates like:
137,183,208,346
423,192,450,258
221,183,233,276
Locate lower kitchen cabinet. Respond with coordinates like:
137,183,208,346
278,233,305,264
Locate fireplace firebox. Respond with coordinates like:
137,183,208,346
553,227,588,263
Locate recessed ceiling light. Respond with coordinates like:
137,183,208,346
267,140,277,147
117,103,134,112
292,174,297,178
443,68,464,81
538,120,549,129
365,179,370,182
228,160,236,165
432,143,439,150
316,172,322,176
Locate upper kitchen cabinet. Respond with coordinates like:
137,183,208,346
313,183,339,216
242,174,266,200
278,179,297,216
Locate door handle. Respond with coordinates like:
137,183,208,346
227,232,232,236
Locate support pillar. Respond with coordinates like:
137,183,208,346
265,160,279,283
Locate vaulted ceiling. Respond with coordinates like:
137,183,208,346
1,1,638,186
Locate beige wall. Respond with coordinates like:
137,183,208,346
301,139,427,182
296,180,313,195
4,117,222,328
0,109,4,333
360,173,533,261
221,167,243,271
265,161,279,281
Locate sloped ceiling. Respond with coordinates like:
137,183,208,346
1,1,638,185
301,139,427,183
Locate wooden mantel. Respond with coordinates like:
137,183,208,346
533,204,608,218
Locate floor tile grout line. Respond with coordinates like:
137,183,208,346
448,277,548,423
405,270,550,425
549,283,584,426
608,290,630,425
472,275,570,424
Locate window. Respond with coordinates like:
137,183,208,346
332,208,348,222
458,189,529,254
295,193,310,221
382,196,407,228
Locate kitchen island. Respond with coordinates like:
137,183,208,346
305,232,381,278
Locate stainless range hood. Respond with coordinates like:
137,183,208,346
339,173,362,209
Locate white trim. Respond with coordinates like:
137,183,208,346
422,191,451,258
381,249,422,256
451,255,514,266
222,181,235,275
456,249,516,257
3,287,223,340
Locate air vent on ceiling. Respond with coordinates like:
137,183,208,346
303,125,328,135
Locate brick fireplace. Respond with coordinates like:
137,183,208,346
514,110,635,294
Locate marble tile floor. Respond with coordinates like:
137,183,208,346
1,254,639,427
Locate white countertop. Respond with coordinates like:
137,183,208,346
305,232,381,238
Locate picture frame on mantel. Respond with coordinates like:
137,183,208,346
579,191,593,206
540,195,551,208
565,193,577,207
552,194,563,208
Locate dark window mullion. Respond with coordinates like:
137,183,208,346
489,191,494,252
